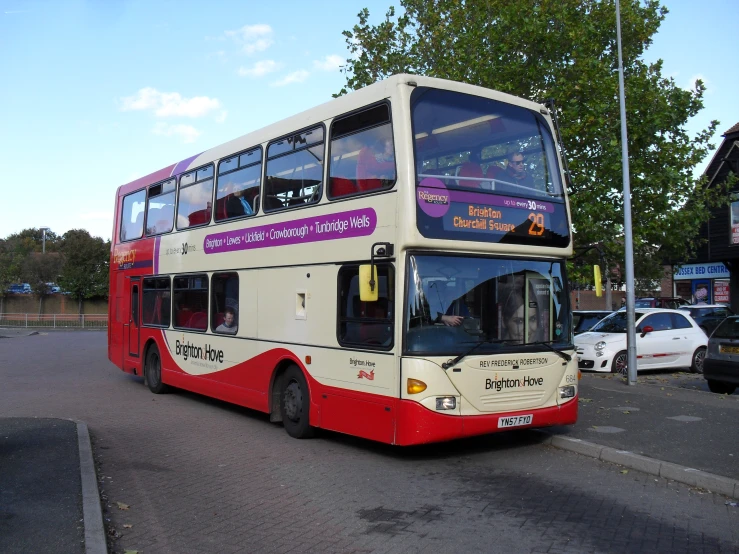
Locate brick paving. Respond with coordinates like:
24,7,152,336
0,331,737,553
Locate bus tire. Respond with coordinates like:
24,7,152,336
280,365,314,439
145,343,169,394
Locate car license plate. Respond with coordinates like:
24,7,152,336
498,414,533,428
720,345,739,354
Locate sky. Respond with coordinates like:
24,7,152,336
1,0,737,242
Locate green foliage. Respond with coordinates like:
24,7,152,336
339,0,723,280
58,229,110,304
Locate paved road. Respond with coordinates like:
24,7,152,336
559,372,739,480
1,331,738,553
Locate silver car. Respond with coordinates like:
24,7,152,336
703,316,739,394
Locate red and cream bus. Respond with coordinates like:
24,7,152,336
108,74,577,445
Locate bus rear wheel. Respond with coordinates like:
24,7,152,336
280,365,314,439
145,344,169,394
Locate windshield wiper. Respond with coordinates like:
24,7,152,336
442,339,511,370
524,341,572,362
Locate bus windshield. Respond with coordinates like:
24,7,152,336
405,254,571,355
411,87,570,247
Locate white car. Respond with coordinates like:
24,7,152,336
575,309,707,375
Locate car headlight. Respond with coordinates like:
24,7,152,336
594,341,606,351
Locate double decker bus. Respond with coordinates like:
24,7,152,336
108,74,577,445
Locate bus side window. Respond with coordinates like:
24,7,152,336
337,264,394,349
177,165,214,229
120,189,146,242
211,272,239,334
142,276,171,327
329,103,395,199
265,125,324,212
215,147,262,222
173,274,209,331
146,178,176,236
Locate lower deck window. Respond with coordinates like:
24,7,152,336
173,274,209,331
338,264,394,349
142,277,171,327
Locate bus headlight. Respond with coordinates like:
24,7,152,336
436,397,456,410
559,385,576,399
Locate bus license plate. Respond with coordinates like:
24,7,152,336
498,414,533,428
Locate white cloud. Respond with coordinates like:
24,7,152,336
152,122,201,143
313,55,343,72
225,24,274,54
215,110,228,123
271,70,310,87
238,60,279,77
120,88,221,118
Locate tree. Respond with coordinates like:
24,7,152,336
58,229,110,315
22,252,63,315
0,228,61,313
339,0,726,281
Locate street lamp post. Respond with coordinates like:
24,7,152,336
40,227,50,254
615,0,637,385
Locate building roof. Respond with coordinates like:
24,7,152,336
724,122,739,137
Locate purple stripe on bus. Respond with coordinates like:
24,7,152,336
203,208,377,255
170,152,203,177
446,189,555,213
154,236,161,274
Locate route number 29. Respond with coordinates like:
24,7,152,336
528,212,545,236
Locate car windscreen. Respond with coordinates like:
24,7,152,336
710,317,739,339
591,311,646,333
575,314,609,333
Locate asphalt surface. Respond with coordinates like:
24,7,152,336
1,328,737,553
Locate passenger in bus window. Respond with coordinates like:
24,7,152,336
502,293,539,343
215,306,237,334
504,151,534,188
226,186,253,217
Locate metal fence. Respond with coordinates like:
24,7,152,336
0,313,108,329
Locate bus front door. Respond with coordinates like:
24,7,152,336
127,278,141,358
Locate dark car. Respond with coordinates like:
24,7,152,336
703,316,739,394
573,310,613,335
635,297,690,309
678,305,733,336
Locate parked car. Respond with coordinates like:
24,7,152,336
635,297,690,309
703,316,739,394
677,305,733,336
45,282,61,294
6,283,31,294
575,308,707,375
573,310,613,335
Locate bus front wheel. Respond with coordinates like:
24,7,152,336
280,365,314,439
145,344,169,394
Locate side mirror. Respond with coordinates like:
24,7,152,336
640,325,653,338
359,265,378,302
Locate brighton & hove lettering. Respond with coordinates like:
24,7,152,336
176,339,224,364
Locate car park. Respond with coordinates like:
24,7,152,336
573,310,613,335
703,315,739,394
575,308,707,375
634,297,690,309
677,304,733,336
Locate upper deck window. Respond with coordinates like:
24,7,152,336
411,87,569,248
328,104,396,199
215,147,262,221
177,164,214,229
146,178,176,236
264,125,324,211
120,189,146,242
